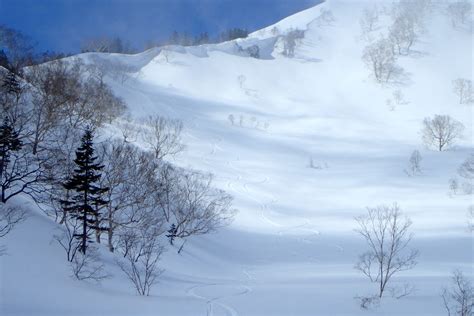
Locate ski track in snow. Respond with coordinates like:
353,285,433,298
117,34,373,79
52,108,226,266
202,134,332,256
186,283,252,316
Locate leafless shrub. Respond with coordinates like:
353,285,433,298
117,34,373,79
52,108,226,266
442,270,473,316
81,36,133,54
54,216,81,262
405,150,422,176
393,89,409,105
355,203,419,298
116,115,140,143
228,114,235,125
116,222,165,296
422,115,464,151
309,157,327,170
140,115,184,160
449,177,460,196
452,79,473,105
71,247,109,282
388,282,416,299
0,203,26,254
355,295,380,310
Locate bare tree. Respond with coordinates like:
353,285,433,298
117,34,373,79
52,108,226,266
452,79,473,105
392,89,409,106
154,163,179,223
116,221,165,296
282,29,304,58
442,270,473,316
458,155,474,180
0,131,44,204
360,6,380,35
99,140,161,252
389,14,417,56
355,203,419,298
449,177,460,196
422,115,464,151
54,216,82,262
362,37,401,83
457,154,474,194
140,115,184,160
446,1,472,28
0,25,35,71
405,150,422,176
171,171,235,240
71,247,109,282
0,203,26,254
26,59,126,155
116,116,141,143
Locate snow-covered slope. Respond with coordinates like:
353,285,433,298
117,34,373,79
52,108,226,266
1,1,473,315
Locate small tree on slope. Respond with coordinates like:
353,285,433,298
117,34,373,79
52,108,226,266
61,128,109,254
0,117,22,191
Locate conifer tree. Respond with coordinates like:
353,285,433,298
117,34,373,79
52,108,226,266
0,50,9,69
61,128,109,254
1,71,21,95
0,117,22,202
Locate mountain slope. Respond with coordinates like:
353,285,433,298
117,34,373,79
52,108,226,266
1,1,472,315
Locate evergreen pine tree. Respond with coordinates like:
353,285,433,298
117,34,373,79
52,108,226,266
61,128,109,254
1,71,21,95
166,223,177,245
0,117,22,202
0,50,9,69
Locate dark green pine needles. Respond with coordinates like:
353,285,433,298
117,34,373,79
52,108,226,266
61,128,109,254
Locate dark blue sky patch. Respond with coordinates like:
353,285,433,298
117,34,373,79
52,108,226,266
0,0,322,53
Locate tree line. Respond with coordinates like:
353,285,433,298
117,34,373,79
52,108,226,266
0,53,235,295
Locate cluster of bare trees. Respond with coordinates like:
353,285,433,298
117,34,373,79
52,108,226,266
0,58,125,257
81,37,134,54
1,55,236,295
63,124,233,292
446,0,472,29
228,113,269,131
442,270,473,316
361,1,431,84
282,29,305,58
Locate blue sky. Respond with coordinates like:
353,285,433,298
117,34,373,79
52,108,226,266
0,0,322,53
